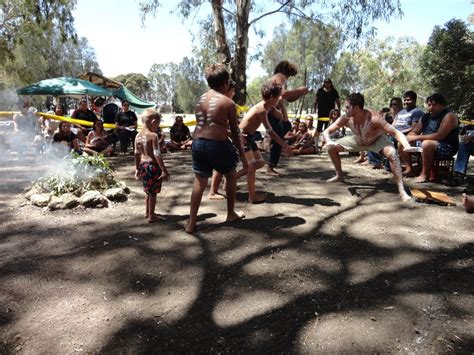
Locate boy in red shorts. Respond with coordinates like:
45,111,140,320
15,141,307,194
134,109,170,223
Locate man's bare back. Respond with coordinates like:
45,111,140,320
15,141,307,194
194,90,234,141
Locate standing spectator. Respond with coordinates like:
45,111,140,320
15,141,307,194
166,116,193,151
115,100,138,154
407,93,459,183
266,60,309,176
394,91,425,176
71,99,97,142
313,78,340,149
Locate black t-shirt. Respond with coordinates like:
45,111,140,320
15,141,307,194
170,124,191,142
316,88,339,118
53,132,77,149
115,111,138,128
71,109,97,123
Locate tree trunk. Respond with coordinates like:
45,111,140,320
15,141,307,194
233,0,251,105
211,0,231,65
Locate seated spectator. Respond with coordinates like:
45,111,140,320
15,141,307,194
92,98,105,118
42,104,64,138
52,121,82,155
12,101,42,154
83,120,113,156
284,118,300,144
407,93,459,183
13,101,39,136
71,99,98,142
444,123,474,186
305,115,317,139
166,115,192,151
395,91,425,176
115,100,138,154
290,122,317,155
368,98,402,169
328,108,344,138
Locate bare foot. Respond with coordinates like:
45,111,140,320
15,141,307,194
354,157,366,164
327,175,344,183
145,213,162,219
226,210,245,222
185,222,197,234
462,193,474,213
208,192,226,200
400,192,412,202
413,175,428,183
248,193,266,204
148,214,163,223
266,168,281,176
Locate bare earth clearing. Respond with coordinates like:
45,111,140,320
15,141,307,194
0,151,472,353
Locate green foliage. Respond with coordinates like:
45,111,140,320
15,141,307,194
246,76,266,105
1,32,101,89
0,0,77,59
148,57,206,113
37,152,120,196
148,62,179,108
0,1,101,94
332,37,429,110
140,0,403,105
421,19,474,119
175,57,207,112
112,73,152,100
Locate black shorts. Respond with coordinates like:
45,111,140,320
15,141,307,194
191,138,238,177
242,133,258,152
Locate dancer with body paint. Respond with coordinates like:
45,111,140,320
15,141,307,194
134,109,170,223
239,81,291,203
322,93,412,202
186,64,247,233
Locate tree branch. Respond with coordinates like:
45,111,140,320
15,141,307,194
248,0,292,27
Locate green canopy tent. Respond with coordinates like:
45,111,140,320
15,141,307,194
16,77,112,97
111,86,155,113
77,72,156,113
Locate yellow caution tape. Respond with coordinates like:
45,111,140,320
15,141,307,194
0,111,19,117
236,104,250,116
37,112,116,129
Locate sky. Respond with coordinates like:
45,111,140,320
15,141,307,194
73,0,472,80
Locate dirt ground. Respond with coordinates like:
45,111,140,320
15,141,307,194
0,150,472,354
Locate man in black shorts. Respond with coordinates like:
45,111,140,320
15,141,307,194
313,78,340,148
239,81,290,203
185,64,247,233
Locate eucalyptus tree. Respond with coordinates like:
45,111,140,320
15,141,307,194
139,0,402,105
421,19,474,119
113,73,152,100
331,36,429,110
0,0,76,60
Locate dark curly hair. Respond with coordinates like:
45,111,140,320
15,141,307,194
273,60,298,77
